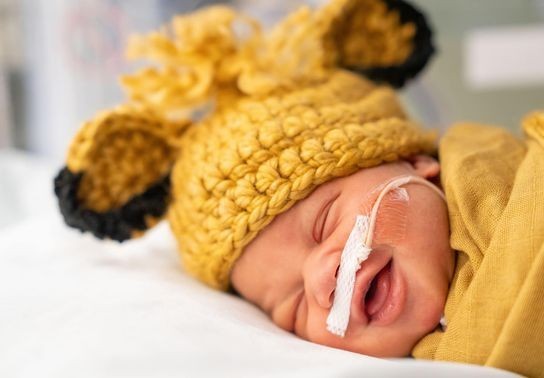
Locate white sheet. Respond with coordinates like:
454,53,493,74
0,149,58,229
0,152,518,378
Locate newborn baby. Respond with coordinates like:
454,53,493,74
231,155,454,357
53,0,544,377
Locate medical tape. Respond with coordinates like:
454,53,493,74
326,175,445,337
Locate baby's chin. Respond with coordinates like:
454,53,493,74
310,327,426,358
348,321,439,357
306,308,441,358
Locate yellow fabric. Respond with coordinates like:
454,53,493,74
412,112,544,378
120,0,414,121
64,0,434,290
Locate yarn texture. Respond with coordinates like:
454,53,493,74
55,0,437,290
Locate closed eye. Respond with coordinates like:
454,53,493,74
313,195,338,243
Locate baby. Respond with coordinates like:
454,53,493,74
54,0,544,377
231,155,454,357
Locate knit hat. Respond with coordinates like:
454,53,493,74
55,0,437,290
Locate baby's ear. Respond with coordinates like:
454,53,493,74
408,154,440,179
320,0,435,88
54,105,189,241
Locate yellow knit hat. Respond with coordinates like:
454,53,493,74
55,0,437,290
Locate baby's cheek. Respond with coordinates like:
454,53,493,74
410,289,446,334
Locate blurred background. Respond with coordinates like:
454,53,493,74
0,0,543,226
1,0,544,157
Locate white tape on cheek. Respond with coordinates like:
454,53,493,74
326,215,372,337
391,187,409,202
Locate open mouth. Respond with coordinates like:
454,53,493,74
349,253,406,328
364,261,392,320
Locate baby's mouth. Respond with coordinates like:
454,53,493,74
364,261,392,319
356,257,407,327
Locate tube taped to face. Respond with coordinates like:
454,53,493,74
326,214,372,337
326,175,445,337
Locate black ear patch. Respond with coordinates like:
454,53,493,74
347,0,436,88
54,167,171,242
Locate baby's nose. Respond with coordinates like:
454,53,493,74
314,274,336,309
303,252,339,309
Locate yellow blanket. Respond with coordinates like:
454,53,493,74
412,112,544,377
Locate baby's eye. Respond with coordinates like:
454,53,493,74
314,197,337,243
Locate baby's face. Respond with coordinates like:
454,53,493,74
231,156,454,357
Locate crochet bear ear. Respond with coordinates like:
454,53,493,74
54,105,188,242
321,0,436,88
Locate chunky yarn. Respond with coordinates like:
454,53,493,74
55,0,437,290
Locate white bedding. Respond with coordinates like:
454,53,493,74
0,151,518,377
